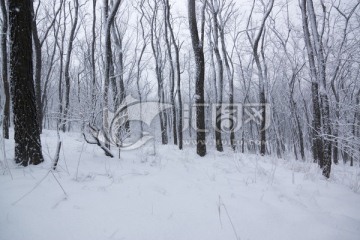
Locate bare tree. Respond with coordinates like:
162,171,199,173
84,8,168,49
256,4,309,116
207,0,224,152
247,0,274,156
163,0,177,146
90,0,97,123
103,0,123,150
61,0,79,132
164,0,184,149
300,0,332,178
31,0,63,132
142,0,168,145
330,2,359,164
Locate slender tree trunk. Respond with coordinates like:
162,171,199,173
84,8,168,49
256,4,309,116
31,3,42,132
290,75,305,160
57,30,65,130
148,2,168,145
42,22,60,122
248,0,273,156
31,0,62,131
164,0,183,149
90,0,97,124
211,8,223,152
219,28,235,151
8,0,44,165
137,7,147,136
163,0,177,145
62,0,79,132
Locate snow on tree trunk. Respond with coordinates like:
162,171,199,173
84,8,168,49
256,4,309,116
8,0,44,166
188,0,206,157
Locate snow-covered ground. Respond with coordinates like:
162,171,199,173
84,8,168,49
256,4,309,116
1,130,360,240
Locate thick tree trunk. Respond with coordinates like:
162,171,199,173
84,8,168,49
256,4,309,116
307,0,331,177
301,0,331,178
8,0,44,165
103,0,122,150
188,0,206,156
311,82,324,165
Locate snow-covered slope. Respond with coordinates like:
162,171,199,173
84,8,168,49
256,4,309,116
1,130,359,240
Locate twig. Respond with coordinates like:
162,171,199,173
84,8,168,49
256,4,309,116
51,170,68,197
53,127,62,170
12,169,68,206
75,140,86,181
12,171,51,205
218,196,241,240
52,141,62,170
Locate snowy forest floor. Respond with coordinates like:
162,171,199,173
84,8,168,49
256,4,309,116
1,130,360,240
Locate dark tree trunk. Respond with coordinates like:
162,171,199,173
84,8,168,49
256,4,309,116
0,0,10,139
300,0,324,167
311,82,323,165
259,90,266,155
321,93,332,177
57,28,65,130
188,0,206,156
296,110,305,161
30,3,42,132
307,0,332,178
8,0,44,165
289,75,305,161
